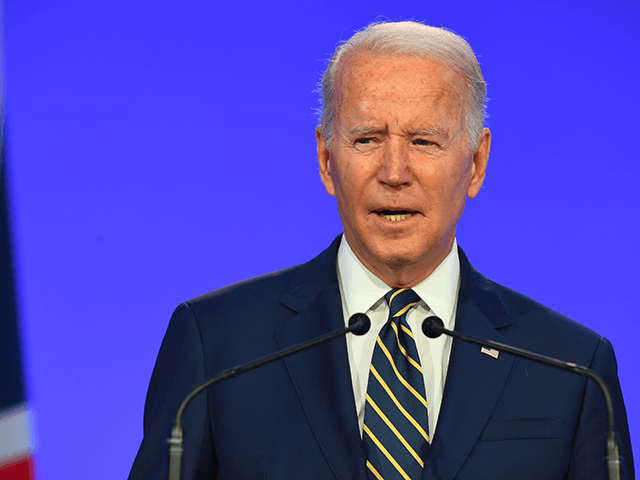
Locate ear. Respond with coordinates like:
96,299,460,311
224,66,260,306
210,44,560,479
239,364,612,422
316,125,336,197
467,128,491,199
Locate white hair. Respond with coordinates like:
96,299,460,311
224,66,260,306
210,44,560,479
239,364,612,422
319,21,487,151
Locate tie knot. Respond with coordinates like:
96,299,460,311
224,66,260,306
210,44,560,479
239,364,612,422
385,288,421,319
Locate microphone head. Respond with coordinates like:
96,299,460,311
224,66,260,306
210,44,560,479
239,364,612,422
348,313,371,336
422,316,445,339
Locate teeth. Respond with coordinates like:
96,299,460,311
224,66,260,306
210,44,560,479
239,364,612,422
385,214,407,221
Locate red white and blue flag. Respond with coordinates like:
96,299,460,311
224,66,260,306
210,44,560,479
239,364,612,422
1,132,37,478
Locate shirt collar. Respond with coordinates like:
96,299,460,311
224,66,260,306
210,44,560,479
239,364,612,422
337,235,460,327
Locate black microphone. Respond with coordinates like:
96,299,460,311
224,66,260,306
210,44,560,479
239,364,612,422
422,316,622,480
167,313,371,480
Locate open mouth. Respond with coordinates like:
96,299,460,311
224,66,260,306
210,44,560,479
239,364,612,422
375,210,415,221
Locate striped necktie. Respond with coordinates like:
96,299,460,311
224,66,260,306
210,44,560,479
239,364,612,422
363,288,429,480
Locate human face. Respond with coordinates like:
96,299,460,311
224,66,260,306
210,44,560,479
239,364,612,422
317,53,490,287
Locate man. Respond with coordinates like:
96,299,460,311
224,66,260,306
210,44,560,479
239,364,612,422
129,21,634,479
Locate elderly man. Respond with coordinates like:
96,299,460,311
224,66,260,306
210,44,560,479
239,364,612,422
129,21,633,479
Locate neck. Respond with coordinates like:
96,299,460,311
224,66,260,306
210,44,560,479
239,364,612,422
353,241,455,289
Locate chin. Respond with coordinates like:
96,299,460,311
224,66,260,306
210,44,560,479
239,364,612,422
369,243,427,269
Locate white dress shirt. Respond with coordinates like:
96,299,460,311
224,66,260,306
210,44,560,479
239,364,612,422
337,235,460,441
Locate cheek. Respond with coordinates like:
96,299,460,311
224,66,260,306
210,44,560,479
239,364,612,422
449,156,473,196
329,162,347,195
332,160,365,197
329,162,356,211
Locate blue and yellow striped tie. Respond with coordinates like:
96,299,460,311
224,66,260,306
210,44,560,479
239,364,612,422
363,288,429,480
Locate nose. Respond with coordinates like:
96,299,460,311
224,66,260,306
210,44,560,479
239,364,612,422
378,140,412,187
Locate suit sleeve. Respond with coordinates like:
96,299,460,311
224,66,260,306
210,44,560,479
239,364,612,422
128,303,217,480
568,336,634,479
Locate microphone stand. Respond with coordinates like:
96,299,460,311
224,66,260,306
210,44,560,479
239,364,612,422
167,313,371,480
422,317,622,480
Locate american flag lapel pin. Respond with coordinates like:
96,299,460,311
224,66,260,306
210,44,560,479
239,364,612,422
481,346,500,359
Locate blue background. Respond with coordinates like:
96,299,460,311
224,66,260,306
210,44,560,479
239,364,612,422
3,0,638,478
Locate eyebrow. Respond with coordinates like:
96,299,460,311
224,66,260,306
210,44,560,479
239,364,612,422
347,125,449,139
411,127,449,139
348,125,382,137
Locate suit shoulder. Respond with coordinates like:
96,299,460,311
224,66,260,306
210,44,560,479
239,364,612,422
183,263,304,315
180,235,342,319
493,279,593,327
485,278,607,361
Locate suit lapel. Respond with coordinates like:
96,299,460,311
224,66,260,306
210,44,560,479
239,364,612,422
275,236,368,480
273,240,516,480
423,248,515,480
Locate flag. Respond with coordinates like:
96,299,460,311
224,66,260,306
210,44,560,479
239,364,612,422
0,128,36,477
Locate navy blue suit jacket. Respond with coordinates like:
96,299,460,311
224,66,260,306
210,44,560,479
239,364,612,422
129,236,634,479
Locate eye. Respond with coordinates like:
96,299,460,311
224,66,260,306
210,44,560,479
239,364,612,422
414,139,437,147
353,137,378,151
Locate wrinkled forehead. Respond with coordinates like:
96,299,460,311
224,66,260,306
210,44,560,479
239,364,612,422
334,51,467,124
